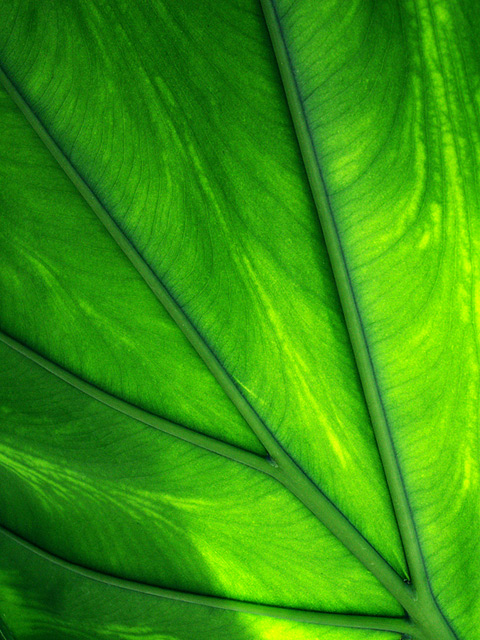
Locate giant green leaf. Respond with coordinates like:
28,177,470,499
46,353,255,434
0,1,478,639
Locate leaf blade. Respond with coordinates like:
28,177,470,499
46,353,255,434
0,0,478,638
0,0,406,578
0,64,408,610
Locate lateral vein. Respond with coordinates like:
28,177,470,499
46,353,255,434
0,525,414,635
258,2,457,639
0,330,277,479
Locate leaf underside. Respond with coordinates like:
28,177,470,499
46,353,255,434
0,1,478,640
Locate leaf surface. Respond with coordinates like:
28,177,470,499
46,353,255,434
0,1,478,640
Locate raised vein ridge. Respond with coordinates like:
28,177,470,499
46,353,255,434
258,2,457,639
0,330,277,478
0,525,414,635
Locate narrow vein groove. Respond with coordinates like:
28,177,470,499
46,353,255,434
0,619,13,640
0,330,278,479
0,525,414,635
0,61,413,610
258,2,457,640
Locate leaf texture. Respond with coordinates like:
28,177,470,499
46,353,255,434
0,1,478,640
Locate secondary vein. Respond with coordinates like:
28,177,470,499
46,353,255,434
0,330,278,480
258,0,422,587
258,2,457,639
0,525,414,635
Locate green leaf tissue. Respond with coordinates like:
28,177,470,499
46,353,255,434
0,1,478,639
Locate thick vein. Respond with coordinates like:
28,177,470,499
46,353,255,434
0,330,278,479
258,2,457,640
0,525,414,635
0,62,413,613
259,0,423,590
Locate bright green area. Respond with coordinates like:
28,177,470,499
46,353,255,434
0,0,478,639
